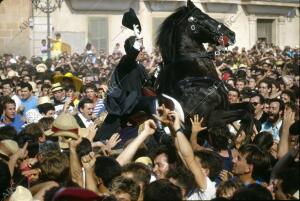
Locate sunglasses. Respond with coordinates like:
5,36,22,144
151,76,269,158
251,102,260,106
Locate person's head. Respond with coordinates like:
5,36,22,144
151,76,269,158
232,183,273,200
216,179,243,199
20,82,33,100
228,88,240,104
270,79,280,96
37,103,55,117
110,176,140,201
288,120,299,150
208,127,231,151
167,166,197,199
2,98,16,120
281,90,295,104
194,150,223,182
247,77,256,89
39,151,70,183
268,98,284,124
143,179,182,201
38,117,55,131
42,39,46,46
250,94,265,115
94,156,122,188
0,125,17,140
252,132,274,152
152,145,179,179
258,80,271,98
65,85,76,98
78,98,94,120
41,84,51,97
2,79,14,96
55,33,61,39
84,84,97,101
22,75,32,83
124,36,137,55
122,162,151,188
276,167,299,200
235,79,247,92
19,122,45,144
233,144,271,183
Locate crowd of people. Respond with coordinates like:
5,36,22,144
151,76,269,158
0,36,299,201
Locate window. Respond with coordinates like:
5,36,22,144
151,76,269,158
88,17,108,53
257,19,274,45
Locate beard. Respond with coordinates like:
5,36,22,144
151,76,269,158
268,113,280,123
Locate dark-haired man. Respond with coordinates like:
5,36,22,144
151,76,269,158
0,98,24,132
74,98,94,128
261,98,284,142
19,82,38,114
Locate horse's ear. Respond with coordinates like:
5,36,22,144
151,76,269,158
187,0,196,10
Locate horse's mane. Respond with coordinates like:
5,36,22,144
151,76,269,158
156,6,188,64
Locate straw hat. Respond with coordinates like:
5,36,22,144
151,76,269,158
51,83,64,93
53,72,83,92
7,70,19,78
9,186,33,201
45,113,80,139
38,96,52,105
135,156,153,168
36,63,47,73
0,140,19,156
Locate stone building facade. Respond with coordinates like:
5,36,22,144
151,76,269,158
0,0,299,57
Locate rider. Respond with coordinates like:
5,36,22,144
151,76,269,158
95,24,157,141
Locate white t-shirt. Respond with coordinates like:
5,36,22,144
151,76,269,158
11,94,21,110
187,177,216,200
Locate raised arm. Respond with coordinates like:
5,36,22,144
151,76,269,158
277,107,295,159
190,114,207,151
154,108,207,191
116,119,156,166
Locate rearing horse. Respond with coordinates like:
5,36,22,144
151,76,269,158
156,0,253,133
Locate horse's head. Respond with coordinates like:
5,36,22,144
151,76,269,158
184,0,235,47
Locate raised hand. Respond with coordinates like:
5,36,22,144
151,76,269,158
133,24,142,39
106,133,121,150
190,114,207,134
13,142,28,160
69,137,83,151
86,123,98,142
81,152,96,170
143,119,157,135
153,104,172,126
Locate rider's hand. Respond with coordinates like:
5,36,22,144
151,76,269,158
133,24,142,39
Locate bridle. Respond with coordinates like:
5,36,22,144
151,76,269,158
186,9,231,48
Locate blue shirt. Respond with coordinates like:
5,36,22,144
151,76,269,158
21,96,38,114
261,120,282,142
0,114,25,133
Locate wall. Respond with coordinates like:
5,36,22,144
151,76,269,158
0,0,32,57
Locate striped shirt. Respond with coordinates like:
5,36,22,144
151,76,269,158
93,99,106,117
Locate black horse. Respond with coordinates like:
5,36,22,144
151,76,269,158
156,0,253,133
